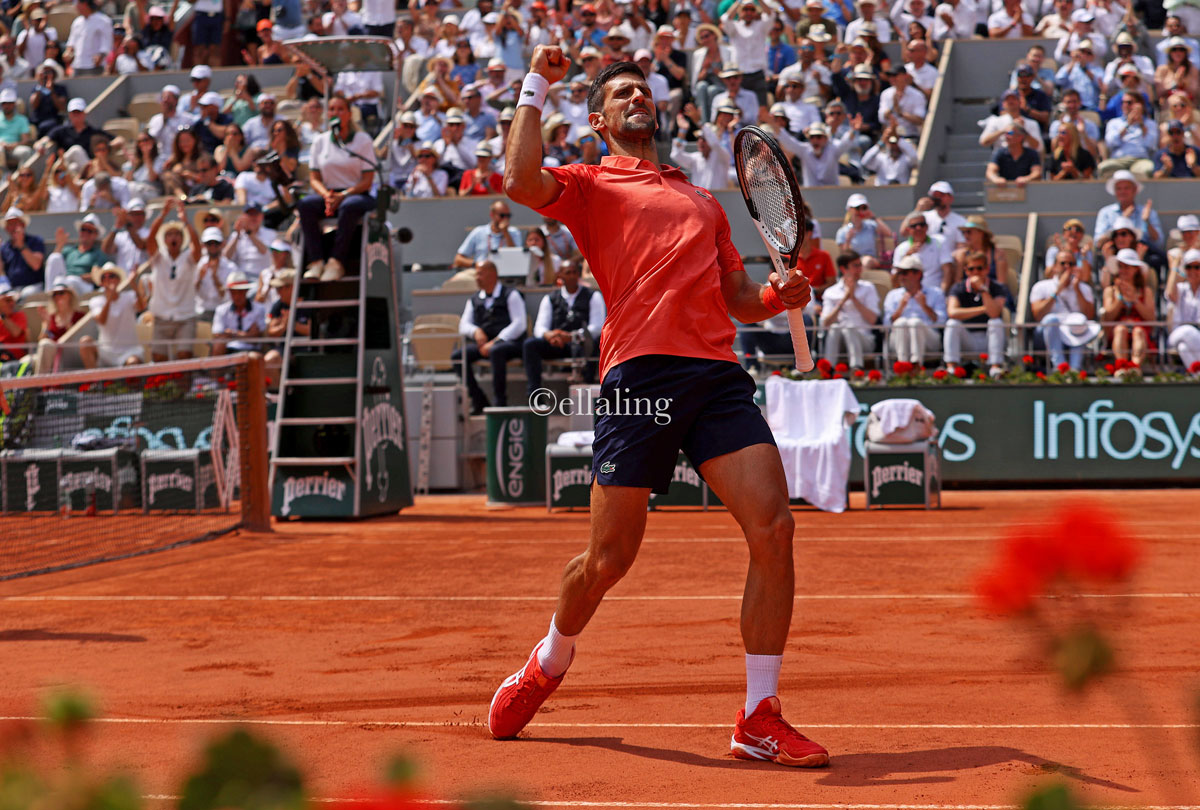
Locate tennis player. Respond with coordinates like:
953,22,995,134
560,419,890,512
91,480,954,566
487,45,828,769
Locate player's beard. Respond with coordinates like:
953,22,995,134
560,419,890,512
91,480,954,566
619,107,657,139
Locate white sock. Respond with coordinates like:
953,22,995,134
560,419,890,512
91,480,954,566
745,654,782,716
536,614,578,679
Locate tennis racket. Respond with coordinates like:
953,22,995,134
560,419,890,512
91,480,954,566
733,125,814,372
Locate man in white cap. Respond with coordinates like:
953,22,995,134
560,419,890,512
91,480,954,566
17,8,58,69
884,254,946,367
944,250,1012,377
1104,31,1155,91
211,271,266,355
80,262,146,368
861,128,917,185
196,225,239,319
180,64,212,119
47,98,111,158
1,208,46,298
193,91,232,153
1094,169,1162,252
64,0,114,75
1166,248,1200,372
242,93,279,151
932,0,974,41
0,86,34,169
101,199,151,275
384,111,419,188
987,0,1033,39
925,181,966,247
671,109,733,191
719,0,777,122
1169,215,1200,275
224,203,276,281
1030,247,1097,371
710,64,758,124
47,214,112,295
79,170,132,210
776,120,856,186
434,107,479,185
1054,7,1107,63
142,197,202,362
147,84,186,156
846,0,891,43
30,59,68,136
414,88,446,143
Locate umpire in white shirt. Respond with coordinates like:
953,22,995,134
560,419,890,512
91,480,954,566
453,259,527,414
883,254,947,365
523,262,605,394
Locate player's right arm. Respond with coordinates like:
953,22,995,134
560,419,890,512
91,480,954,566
504,45,570,210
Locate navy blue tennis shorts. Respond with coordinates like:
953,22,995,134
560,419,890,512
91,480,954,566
591,355,775,494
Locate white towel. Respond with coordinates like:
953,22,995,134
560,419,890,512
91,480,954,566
556,430,596,448
870,399,935,440
765,378,860,513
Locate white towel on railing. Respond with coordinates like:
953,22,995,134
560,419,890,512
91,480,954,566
765,378,860,513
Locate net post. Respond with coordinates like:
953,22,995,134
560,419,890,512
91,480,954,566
241,353,272,533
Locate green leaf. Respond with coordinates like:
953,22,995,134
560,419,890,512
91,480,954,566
1053,626,1114,692
1021,782,1083,810
384,756,420,787
42,690,96,731
178,729,305,810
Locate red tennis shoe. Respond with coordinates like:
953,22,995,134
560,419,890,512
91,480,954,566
488,642,571,739
731,696,830,767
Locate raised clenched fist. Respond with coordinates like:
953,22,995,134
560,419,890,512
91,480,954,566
531,45,571,84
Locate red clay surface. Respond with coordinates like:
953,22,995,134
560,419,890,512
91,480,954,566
1,490,1198,808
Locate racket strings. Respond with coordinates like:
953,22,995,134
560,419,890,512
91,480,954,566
736,135,800,253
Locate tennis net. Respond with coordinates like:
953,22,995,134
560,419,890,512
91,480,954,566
0,354,270,581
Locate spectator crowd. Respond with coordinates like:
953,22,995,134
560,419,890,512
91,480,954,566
0,0,1197,381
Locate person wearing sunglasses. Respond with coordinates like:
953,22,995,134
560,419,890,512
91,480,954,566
944,252,1013,378
1029,248,1098,371
46,213,112,296
1166,248,1200,372
1045,218,1094,281
452,199,518,268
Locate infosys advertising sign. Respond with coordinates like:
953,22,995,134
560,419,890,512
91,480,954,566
850,386,1200,483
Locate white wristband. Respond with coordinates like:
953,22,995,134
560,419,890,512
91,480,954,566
516,73,550,112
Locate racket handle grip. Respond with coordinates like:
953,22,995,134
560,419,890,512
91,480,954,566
786,308,814,372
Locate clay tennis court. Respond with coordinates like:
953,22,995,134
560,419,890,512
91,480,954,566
2,490,1198,807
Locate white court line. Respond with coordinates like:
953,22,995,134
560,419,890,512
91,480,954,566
3,717,1195,730
140,797,1200,809
2,593,1198,603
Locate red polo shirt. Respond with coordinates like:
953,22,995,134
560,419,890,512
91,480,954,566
537,156,745,381
0,309,28,359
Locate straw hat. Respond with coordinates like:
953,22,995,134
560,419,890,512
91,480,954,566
48,282,80,310
90,261,126,287
193,206,227,236
960,214,991,237
542,112,569,141
1058,312,1102,348
270,269,297,287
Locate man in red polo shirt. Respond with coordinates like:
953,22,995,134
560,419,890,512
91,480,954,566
487,46,828,769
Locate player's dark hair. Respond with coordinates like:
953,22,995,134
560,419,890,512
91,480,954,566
836,250,861,270
587,61,647,115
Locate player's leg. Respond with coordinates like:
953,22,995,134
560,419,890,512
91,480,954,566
700,443,829,769
699,443,793,657
553,483,650,637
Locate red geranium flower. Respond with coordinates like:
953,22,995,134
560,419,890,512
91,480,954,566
1022,354,1035,365
835,362,849,373
1056,362,1070,374
977,371,987,380
853,369,865,378
1079,370,1088,380
1104,363,1116,374
1190,361,1200,374
893,361,914,374
979,353,989,362
833,372,845,379
1036,371,1047,379
820,369,832,379
867,369,882,382
932,368,947,380
953,365,967,378
771,370,783,376
816,358,833,373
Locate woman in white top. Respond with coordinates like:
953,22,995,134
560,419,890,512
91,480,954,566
298,93,377,282
46,161,82,213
